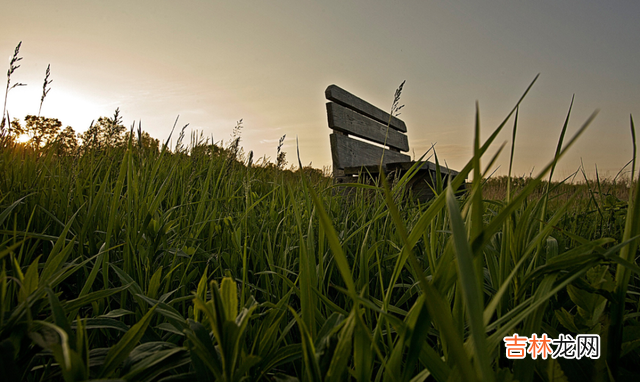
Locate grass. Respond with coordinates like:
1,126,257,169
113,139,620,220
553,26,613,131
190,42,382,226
0,77,640,381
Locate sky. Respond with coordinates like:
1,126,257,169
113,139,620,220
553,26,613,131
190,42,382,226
2,0,639,180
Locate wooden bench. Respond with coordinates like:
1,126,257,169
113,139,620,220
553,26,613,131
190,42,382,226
325,84,461,200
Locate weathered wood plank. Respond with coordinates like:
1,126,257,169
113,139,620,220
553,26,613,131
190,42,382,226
386,161,460,176
325,84,407,133
330,133,410,170
326,102,409,152
342,165,385,175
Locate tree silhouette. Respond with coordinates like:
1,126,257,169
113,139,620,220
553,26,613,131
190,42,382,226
2,117,78,154
52,125,78,155
8,118,25,139
79,108,126,150
24,115,62,148
124,128,160,152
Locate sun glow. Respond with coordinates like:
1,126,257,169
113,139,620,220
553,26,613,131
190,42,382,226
16,133,30,143
6,85,110,134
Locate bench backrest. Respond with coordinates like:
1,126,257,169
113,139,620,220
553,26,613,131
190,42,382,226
325,85,412,177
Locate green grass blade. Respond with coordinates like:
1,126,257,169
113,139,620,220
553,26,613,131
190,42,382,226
303,172,356,297
290,307,323,382
446,186,494,382
98,304,157,378
608,118,640,376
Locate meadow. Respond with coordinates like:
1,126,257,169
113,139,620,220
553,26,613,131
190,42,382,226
1,78,640,382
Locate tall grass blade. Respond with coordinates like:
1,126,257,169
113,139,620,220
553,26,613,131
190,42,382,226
98,304,157,378
446,186,494,382
608,115,640,377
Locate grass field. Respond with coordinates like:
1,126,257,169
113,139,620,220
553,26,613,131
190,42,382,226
1,85,640,381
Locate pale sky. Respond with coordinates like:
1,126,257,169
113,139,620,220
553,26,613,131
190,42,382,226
3,1,639,180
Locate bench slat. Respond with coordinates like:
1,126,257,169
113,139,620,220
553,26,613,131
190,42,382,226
330,133,411,170
325,85,407,133
386,161,460,177
327,102,409,152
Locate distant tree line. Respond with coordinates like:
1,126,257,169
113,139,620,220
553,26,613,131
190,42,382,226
3,107,160,155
